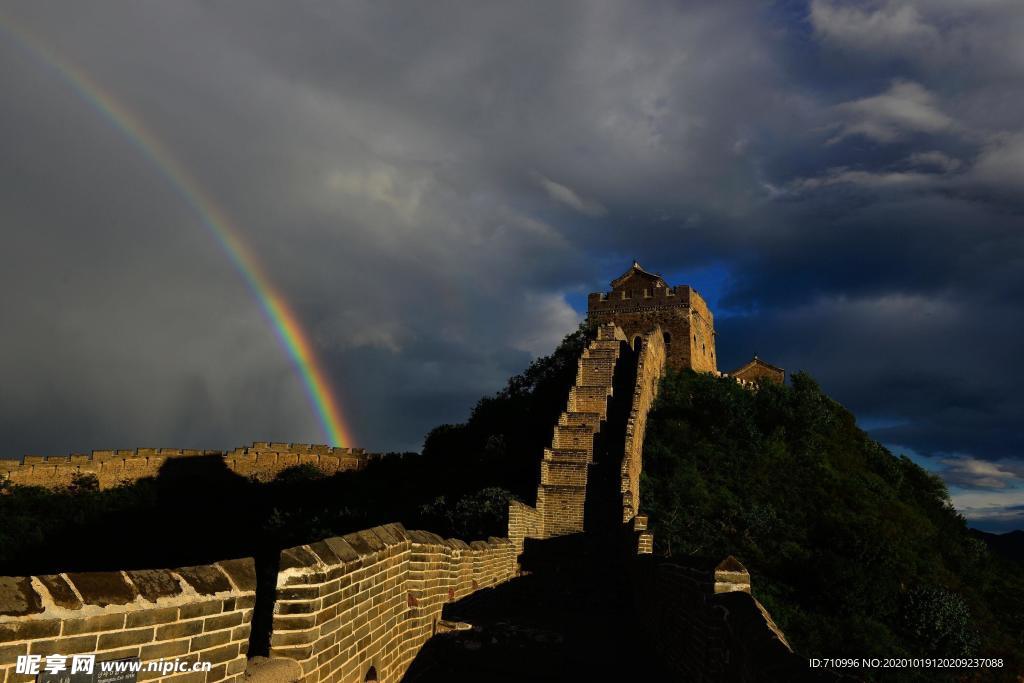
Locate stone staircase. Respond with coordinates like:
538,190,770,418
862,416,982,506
535,323,626,538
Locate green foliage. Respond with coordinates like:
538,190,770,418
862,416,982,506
68,472,99,494
900,587,978,657
273,463,327,484
417,487,518,541
422,322,593,499
642,369,1024,678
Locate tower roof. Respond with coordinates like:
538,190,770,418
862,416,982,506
610,261,666,289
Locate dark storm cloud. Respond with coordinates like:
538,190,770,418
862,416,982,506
1,1,1022,526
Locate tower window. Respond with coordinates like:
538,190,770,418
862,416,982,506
632,336,642,351
663,332,671,348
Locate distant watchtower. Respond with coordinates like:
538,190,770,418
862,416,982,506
587,261,717,373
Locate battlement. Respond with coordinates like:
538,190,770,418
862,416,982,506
1,442,381,490
589,283,685,305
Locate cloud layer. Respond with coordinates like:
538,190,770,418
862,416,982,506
1,1,1022,529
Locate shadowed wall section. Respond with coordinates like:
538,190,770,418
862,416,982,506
631,556,819,681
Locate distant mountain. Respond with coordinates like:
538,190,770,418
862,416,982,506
973,529,1024,565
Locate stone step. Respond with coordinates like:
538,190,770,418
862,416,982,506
582,347,619,361
577,360,615,387
580,355,616,372
558,411,602,430
568,386,611,416
588,339,622,352
552,424,595,455
540,460,588,488
543,448,590,463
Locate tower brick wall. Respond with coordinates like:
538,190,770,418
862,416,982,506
587,262,717,373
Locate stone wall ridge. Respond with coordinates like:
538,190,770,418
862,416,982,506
2,440,377,489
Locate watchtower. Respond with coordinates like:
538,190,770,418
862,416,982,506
587,261,717,373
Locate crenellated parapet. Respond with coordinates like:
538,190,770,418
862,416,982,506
0,442,382,490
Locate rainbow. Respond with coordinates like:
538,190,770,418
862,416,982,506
0,17,354,447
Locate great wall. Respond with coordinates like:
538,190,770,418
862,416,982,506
1,263,812,682
0,443,379,490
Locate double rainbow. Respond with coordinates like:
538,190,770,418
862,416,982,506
1,17,354,447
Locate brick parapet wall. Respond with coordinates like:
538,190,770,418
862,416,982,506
0,444,378,490
620,328,667,527
0,559,257,683
269,523,516,683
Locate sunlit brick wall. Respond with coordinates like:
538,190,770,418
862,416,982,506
268,523,516,683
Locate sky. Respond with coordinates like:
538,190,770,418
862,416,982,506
1,1,1022,532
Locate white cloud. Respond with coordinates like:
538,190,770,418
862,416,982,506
907,150,962,172
508,292,583,357
952,488,1024,522
830,80,953,143
790,167,937,191
969,132,1024,190
809,0,940,56
941,456,1023,490
535,174,608,217
326,165,429,224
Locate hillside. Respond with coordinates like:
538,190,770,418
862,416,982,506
642,369,1024,677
